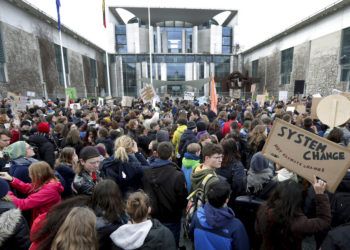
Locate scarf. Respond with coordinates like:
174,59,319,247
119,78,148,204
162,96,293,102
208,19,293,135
247,167,274,193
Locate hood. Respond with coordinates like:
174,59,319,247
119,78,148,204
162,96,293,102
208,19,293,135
44,180,64,194
0,208,22,247
150,158,173,169
202,203,235,228
29,133,50,145
182,153,200,169
176,125,187,133
191,165,215,191
110,220,152,250
12,157,37,166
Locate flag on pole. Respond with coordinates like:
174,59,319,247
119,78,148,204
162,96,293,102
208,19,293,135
102,0,106,28
210,77,218,114
56,0,61,31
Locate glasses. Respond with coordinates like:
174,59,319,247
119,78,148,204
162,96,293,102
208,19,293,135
211,155,223,160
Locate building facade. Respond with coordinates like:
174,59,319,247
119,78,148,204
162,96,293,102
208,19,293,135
0,0,107,99
241,0,350,98
108,7,239,97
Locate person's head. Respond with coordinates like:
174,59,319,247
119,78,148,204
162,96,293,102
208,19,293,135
202,143,223,169
250,152,270,172
228,111,237,121
127,119,139,131
78,146,101,173
56,147,78,167
29,161,56,189
327,127,344,144
51,207,98,250
157,141,173,160
207,180,231,208
114,135,135,162
282,113,292,123
126,191,151,223
303,117,313,129
191,109,201,120
196,121,207,132
186,143,201,156
66,129,82,145
90,180,124,223
221,138,240,166
150,122,160,131
37,122,50,134
186,121,197,131
156,130,169,143
3,141,34,159
149,140,158,157
97,127,108,138
0,129,11,149
177,118,187,126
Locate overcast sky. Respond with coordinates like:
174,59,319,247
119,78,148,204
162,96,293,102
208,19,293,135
25,0,339,51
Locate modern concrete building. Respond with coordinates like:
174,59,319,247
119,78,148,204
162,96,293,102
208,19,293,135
0,0,107,99
241,0,350,98
108,6,239,97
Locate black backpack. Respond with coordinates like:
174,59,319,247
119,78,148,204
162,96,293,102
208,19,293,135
331,192,350,227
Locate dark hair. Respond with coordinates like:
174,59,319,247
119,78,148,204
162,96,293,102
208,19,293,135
0,129,11,138
32,196,90,250
202,143,223,158
192,109,201,117
177,118,187,126
303,117,313,128
98,127,109,138
221,138,240,166
150,122,158,130
228,111,237,120
90,180,124,223
327,127,344,143
207,180,231,208
282,114,292,123
126,191,150,223
257,180,303,249
157,141,173,160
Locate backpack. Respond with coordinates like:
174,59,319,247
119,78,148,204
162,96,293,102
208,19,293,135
183,173,216,239
331,192,350,227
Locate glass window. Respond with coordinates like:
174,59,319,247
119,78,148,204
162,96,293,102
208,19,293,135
341,27,350,65
167,30,182,53
167,63,185,81
280,47,294,84
222,27,232,36
222,46,231,54
54,44,69,85
116,25,126,35
341,65,350,82
252,60,259,78
117,45,127,53
90,58,97,86
122,55,137,63
123,63,137,96
117,35,126,44
222,37,231,46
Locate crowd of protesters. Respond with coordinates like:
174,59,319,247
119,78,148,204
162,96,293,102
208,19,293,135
0,94,349,250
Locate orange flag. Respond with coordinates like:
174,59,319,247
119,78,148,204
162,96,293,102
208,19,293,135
102,0,106,28
210,78,218,114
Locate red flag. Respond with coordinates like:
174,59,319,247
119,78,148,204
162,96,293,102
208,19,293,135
102,0,106,28
210,78,218,114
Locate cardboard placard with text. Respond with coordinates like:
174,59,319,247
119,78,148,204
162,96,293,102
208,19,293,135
262,118,350,192
121,96,133,107
256,95,266,107
140,85,156,103
311,97,322,120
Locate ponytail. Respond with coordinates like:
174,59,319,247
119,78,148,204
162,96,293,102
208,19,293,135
115,146,128,162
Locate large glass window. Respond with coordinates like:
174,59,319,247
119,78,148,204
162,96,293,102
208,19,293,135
0,27,6,83
222,27,232,54
252,60,259,78
116,25,127,53
54,44,69,85
166,27,182,53
89,58,97,86
186,28,192,53
341,27,350,82
167,63,185,81
215,57,230,95
280,47,294,84
123,63,137,96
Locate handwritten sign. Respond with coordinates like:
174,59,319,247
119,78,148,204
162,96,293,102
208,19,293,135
140,85,156,103
262,118,350,192
121,96,133,107
184,92,195,101
256,95,266,107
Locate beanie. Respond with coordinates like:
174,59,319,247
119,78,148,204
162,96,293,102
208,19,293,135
37,122,50,134
187,121,197,130
156,130,169,143
250,152,270,173
0,178,9,199
196,121,207,132
79,146,100,161
3,141,27,160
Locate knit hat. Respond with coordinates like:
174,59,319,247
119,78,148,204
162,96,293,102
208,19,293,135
187,121,197,130
79,146,101,161
37,122,50,134
0,178,9,199
156,130,169,142
3,141,27,160
250,152,270,173
95,145,107,157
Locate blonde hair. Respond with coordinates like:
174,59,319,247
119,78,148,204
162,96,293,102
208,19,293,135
51,207,98,250
187,143,201,154
114,135,134,162
29,161,56,190
126,191,150,223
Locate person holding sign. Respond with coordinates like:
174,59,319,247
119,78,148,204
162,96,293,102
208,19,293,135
255,176,331,250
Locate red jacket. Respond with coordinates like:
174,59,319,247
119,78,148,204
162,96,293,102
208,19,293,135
8,178,63,222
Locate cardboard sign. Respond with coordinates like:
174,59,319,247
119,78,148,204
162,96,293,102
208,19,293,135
65,88,77,100
184,92,195,101
256,95,266,107
278,91,288,103
296,104,306,114
317,95,350,128
197,96,208,105
262,118,350,192
140,85,156,103
311,97,322,120
251,84,256,93
233,89,241,99
70,103,81,110
98,97,104,107
121,96,133,107
26,91,35,97
286,106,295,112
30,99,45,107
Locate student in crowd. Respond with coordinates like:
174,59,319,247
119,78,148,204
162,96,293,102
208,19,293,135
190,180,250,250
110,190,176,250
181,143,201,193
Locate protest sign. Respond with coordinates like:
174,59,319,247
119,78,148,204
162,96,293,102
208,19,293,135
140,85,156,103
278,91,288,103
65,88,77,100
256,95,266,107
296,104,306,114
197,96,208,106
316,95,350,128
98,97,104,107
184,92,195,101
26,91,35,97
233,89,241,99
311,97,322,120
121,96,133,107
70,103,81,110
262,118,350,192
286,106,295,112
251,84,256,94
30,99,45,107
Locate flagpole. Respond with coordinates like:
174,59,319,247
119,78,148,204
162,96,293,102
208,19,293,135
148,4,153,85
103,0,111,96
59,29,67,89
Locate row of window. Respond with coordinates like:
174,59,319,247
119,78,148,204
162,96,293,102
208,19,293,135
119,54,231,64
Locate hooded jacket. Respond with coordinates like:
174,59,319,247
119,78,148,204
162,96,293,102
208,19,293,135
9,157,38,184
142,159,187,223
0,200,30,250
178,129,198,156
190,203,249,250
110,219,176,250
191,164,219,194
181,153,200,192
28,133,55,168
8,177,64,222
172,125,187,155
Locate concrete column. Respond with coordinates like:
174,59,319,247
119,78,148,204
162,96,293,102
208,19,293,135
157,26,162,53
161,32,168,53
182,29,186,53
160,62,167,81
193,26,198,53
136,63,142,96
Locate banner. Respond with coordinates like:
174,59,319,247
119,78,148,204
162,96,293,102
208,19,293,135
140,85,156,104
121,96,133,107
262,118,350,192
278,91,288,103
70,103,81,110
65,87,77,100
210,78,218,114
184,92,195,101
256,94,266,107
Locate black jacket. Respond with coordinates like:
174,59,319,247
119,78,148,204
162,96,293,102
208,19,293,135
178,129,198,156
55,163,76,198
28,133,55,168
142,159,188,223
0,201,30,250
321,223,350,250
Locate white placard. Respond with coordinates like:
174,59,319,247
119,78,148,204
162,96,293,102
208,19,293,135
70,103,81,110
184,92,195,101
278,91,288,103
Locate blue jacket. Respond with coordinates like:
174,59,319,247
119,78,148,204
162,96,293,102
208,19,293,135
190,203,249,250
